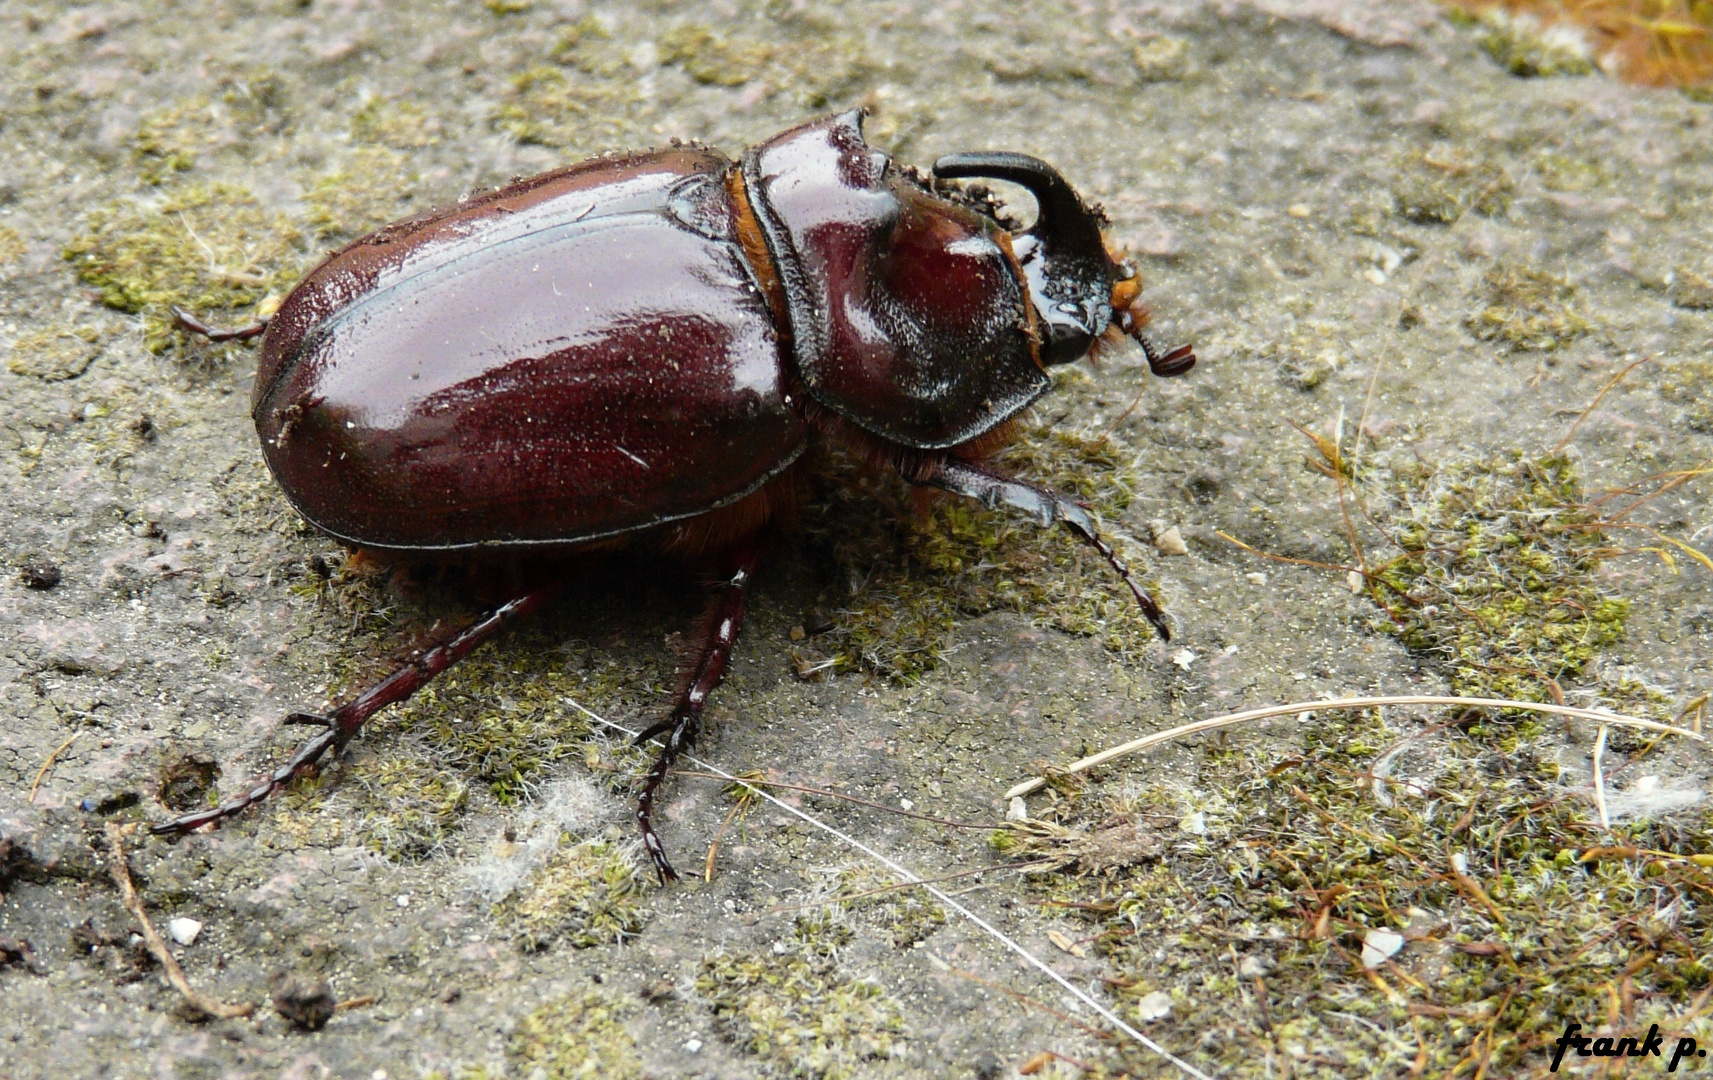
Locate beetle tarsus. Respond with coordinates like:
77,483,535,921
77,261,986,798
170,305,270,343
634,545,762,884
917,460,1171,641
149,584,558,837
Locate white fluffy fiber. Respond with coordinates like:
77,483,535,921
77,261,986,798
464,776,617,903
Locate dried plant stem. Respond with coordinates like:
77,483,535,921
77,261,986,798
1004,695,1703,799
103,823,254,1020
1592,724,1612,832
28,732,79,803
1551,353,1654,454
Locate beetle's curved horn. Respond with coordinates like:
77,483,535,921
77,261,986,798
932,152,1113,365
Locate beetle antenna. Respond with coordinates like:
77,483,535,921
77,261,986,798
914,460,1170,641
1114,305,1196,378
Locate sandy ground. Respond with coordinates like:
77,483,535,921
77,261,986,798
2,0,1710,1077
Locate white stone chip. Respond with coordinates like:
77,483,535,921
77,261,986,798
1154,526,1189,556
166,918,202,946
1134,990,1173,1021
1361,928,1405,968
1006,797,1028,822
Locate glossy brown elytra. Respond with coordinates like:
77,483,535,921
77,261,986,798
159,110,1196,882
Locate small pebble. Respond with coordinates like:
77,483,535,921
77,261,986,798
396,894,411,908
166,918,202,946
1245,572,1267,585
1238,955,1271,978
20,563,61,590
685,1038,703,1054
269,971,337,1031
1347,570,1365,593
1006,796,1028,822
899,797,913,811
1135,990,1173,1021
1361,929,1405,969
1287,203,1311,218
1153,525,1188,556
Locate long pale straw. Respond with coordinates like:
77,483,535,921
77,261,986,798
1004,695,1702,799
565,697,1212,1080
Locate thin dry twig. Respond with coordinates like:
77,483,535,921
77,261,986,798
103,823,254,1020
672,769,994,829
28,732,79,803
1003,695,1703,799
1550,354,1655,454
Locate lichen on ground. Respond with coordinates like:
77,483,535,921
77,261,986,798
497,836,647,951
697,909,907,1079
7,325,104,381
802,398,1164,681
1463,262,1594,352
510,987,644,1080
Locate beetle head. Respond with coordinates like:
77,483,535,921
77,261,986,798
931,152,1117,366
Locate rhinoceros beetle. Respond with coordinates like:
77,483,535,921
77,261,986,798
159,110,1195,881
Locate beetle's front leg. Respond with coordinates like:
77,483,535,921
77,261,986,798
151,584,559,837
914,460,1172,641
633,543,763,883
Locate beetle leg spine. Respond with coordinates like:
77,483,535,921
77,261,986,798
635,543,762,883
914,460,1171,641
149,584,558,837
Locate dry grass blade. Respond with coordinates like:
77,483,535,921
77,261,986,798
28,732,79,803
1592,724,1612,832
103,823,254,1020
1004,695,1703,799
1550,353,1654,454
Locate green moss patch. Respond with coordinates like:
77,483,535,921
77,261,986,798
1390,149,1513,225
997,727,1713,1077
1464,263,1593,353
697,911,907,1079
658,22,872,106
1473,9,1596,78
353,751,469,860
832,866,947,948
491,65,642,151
498,837,647,950
302,146,422,243
1366,452,1627,709
512,988,643,1080
803,408,1163,680
62,182,302,352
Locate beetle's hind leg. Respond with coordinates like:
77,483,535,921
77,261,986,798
914,460,1171,641
150,584,558,837
170,305,270,343
633,542,762,884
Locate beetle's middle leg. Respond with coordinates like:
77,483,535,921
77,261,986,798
912,459,1171,641
633,542,762,883
151,583,559,837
